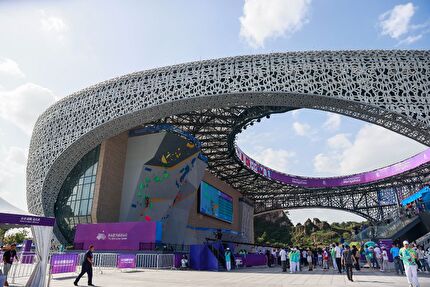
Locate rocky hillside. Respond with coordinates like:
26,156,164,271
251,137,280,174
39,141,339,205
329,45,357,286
254,210,365,247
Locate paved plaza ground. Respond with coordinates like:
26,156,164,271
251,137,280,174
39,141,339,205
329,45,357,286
22,267,428,287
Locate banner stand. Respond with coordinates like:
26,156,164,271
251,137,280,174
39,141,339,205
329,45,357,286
117,254,137,273
47,253,80,286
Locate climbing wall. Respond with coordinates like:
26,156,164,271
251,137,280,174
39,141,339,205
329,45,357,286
161,156,207,244
119,126,207,244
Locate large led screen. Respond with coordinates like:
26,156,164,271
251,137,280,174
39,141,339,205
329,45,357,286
199,181,233,223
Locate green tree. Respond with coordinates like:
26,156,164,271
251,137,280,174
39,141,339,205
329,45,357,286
0,227,8,244
3,229,29,245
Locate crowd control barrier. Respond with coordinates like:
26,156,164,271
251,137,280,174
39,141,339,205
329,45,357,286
0,253,37,284
72,253,176,273
135,253,175,269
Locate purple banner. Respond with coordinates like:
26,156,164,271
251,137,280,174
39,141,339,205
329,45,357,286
50,254,79,274
23,240,32,252
74,221,161,251
236,146,430,188
117,254,136,268
20,252,35,264
0,213,55,227
379,239,394,262
236,254,267,267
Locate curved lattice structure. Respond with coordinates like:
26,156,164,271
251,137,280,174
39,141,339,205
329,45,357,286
27,50,430,226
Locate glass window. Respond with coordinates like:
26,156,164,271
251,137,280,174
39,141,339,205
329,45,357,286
82,184,90,199
79,200,89,215
83,176,92,185
54,145,100,244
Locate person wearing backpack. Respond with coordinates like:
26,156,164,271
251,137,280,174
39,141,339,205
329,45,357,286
342,245,357,282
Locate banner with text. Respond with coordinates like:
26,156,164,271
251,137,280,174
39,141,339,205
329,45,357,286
236,146,430,188
50,254,79,274
117,254,136,268
74,221,162,251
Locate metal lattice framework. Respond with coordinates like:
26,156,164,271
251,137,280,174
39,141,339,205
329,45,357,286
27,50,430,225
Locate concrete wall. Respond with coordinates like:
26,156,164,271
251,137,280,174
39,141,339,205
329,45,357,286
92,132,128,223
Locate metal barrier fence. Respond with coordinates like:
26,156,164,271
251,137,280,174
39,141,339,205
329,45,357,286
75,253,175,271
136,253,158,268
135,254,175,269
0,252,175,283
0,253,37,284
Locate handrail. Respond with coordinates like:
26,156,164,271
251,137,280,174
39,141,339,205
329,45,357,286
353,215,419,241
415,232,430,249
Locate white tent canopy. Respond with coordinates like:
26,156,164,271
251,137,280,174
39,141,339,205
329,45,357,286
1,197,54,287
0,197,29,215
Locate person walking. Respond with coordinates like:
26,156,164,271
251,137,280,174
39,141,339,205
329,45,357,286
317,251,323,268
225,248,232,271
391,243,404,275
374,245,383,271
289,248,299,273
307,249,313,271
417,246,430,272
352,245,360,271
330,244,337,271
265,249,272,268
400,240,420,287
335,243,342,273
341,245,357,282
381,246,389,272
279,248,287,272
301,249,308,268
322,249,329,271
74,245,95,286
2,244,18,287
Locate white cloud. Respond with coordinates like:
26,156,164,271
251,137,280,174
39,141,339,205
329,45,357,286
40,10,68,42
0,58,25,78
291,109,301,120
250,148,295,172
379,3,415,39
323,113,341,131
313,153,338,174
313,124,427,176
397,34,423,45
41,12,68,33
292,121,312,136
239,0,311,48
326,133,351,150
0,146,27,199
378,2,428,45
0,83,57,134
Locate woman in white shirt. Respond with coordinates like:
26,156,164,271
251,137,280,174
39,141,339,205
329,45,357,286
381,247,389,272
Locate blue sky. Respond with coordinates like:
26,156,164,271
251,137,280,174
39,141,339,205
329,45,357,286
0,0,428,223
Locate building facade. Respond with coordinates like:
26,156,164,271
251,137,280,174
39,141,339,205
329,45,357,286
27,51,429,244
53,125,254,245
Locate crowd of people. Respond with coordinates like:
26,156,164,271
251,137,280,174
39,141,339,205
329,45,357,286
254,240,430,285
399,199,428,220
